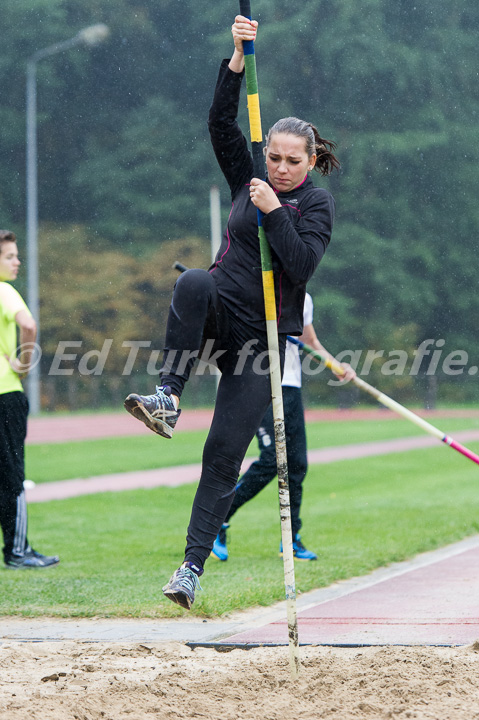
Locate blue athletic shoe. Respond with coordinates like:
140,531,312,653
211,524,229,561
279,534,318,561
124,385,181,439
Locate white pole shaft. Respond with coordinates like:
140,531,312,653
301,343,446,440
289,336,479,464
353,376,444,440
266,321,300,679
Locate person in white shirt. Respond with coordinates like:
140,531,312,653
212,293,355,561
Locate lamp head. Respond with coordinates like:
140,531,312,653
77,24,110,46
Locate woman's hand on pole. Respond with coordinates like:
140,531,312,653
250,178,281,214
229,15,258,73
232,15,258,50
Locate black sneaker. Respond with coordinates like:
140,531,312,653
5,547,60,569
124,385,181,438
162,562,202,609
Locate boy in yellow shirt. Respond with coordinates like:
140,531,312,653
0,230,59,568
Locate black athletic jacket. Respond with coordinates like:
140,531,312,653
208,59,335,335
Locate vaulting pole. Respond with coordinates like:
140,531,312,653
288,336,479,466
239,1,300,678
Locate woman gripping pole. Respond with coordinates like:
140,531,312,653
124,15,339,609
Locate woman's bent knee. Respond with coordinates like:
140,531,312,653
175,268,216,301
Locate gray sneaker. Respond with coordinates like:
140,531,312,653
162,562,202,609
124,385,181,438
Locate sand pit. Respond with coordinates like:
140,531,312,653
1,640,479,719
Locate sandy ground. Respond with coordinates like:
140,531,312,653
1,641,479,720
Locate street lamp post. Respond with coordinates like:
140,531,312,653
25,24,110,414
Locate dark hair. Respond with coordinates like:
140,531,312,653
0,230,16,254
265,117,340,176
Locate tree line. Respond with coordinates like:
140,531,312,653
2,0,478,407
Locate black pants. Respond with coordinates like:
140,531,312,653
225,386,307,538
160,269,286,569
0,391,29,560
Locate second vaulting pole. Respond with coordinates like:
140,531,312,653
288,335,479,467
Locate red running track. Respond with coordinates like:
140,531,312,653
220,540,479,647
26,407,479,445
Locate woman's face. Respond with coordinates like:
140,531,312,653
265,132,315,193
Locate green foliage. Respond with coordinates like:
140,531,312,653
38,224,209,377
73,96,214,241
2,1,479,404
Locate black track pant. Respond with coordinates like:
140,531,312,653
225,386,307,538
160,269,286,569
0,391,29,560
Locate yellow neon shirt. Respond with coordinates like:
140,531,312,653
0,282,31,395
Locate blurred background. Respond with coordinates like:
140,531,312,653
2,0,478,412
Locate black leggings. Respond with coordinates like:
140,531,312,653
0,391,29,559
161,269,286,569
225,386,307,538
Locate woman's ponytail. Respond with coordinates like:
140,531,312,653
309,124,340,176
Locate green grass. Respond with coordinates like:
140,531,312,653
26,429,210,483
25,414,479,483
5,440,479,618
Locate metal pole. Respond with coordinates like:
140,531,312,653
25,59,41,415
209,186,222,263
25,38,84,416
24,26,110,415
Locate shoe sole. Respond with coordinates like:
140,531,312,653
162,588,192,610
124,397,173,439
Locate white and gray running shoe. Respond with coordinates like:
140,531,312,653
124,385,181,438
162,563,203,609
